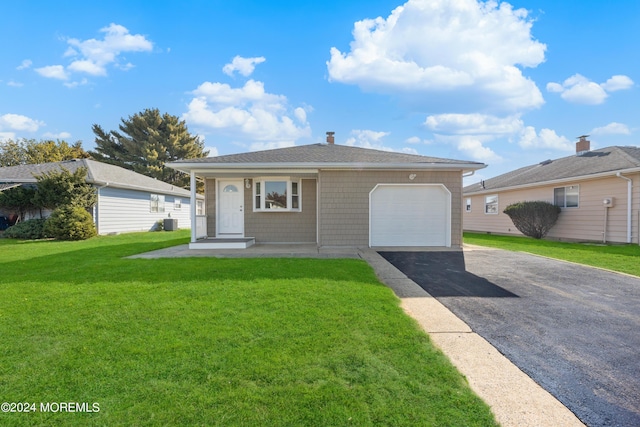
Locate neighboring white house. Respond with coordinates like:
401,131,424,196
0,159,203,234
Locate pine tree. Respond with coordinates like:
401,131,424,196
90,108,208,189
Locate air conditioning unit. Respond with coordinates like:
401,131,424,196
603,198,614,208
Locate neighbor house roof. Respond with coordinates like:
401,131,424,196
464,146,640,195
168,143,486,172
0,159,192,197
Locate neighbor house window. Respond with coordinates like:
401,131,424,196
484,195,498,214
174,198,182,210
465,198,471,212
150,194,165,213
253,178,301,212
554,185,579,208
196,200,204,216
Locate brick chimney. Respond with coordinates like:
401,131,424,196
576,135,590,155
326,131,335,145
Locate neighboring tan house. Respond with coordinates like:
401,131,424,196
167,132,486,249
0,158,203,234
463,137,640,244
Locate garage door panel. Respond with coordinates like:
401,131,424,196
370,184,450,247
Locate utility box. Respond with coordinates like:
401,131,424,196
163,218,178,231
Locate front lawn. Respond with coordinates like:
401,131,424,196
0,231,496,426
464,232,640,277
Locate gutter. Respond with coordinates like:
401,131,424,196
616,172,633,244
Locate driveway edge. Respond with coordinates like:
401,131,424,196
359,249,585,427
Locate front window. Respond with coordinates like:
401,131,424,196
465,198,471,212
554,186,579,208
484,195,498,214
253,178,301,212
150,194,165,213
174,198,182,210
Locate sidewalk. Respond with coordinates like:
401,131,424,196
129,243,584,427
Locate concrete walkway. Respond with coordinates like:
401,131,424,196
129,244,584,427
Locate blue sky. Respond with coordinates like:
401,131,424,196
1,0,638,184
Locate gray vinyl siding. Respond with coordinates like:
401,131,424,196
463,173,640,243
318,170,463,247
204,178,317,242
245,179,317,243
96,186,192,235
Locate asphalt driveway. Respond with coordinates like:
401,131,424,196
380,247,640,427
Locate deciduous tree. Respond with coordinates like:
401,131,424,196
0,139,90,166
32,167,97,210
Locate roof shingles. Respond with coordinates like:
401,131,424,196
464,146,640,194
172,143,482,165
0,159,190,197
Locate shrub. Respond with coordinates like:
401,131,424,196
503,201,561,239
3,218,48,239
44,206,97,241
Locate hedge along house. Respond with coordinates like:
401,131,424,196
463,137,640,244
167,132,486,249
0,158,201,234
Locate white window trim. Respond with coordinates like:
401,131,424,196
484,195,498,215
465,198,471,212
252,177,302,212
174,198,182,210
554,185,580,208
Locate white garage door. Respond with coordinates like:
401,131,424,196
370,184,451,247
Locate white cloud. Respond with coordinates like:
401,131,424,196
183,79,311,147
518,127,573,151
0,132,16,141
36,23,152,84
0,113,45,132
547,73,634,105
405,136,421,144
601,75,634,92
345,129,391,150
222,55,266,77
7,80,23,87
204,146,219,157
327,0,546,113
42,131,72,139
425,113,523,135
434,134,502,162
17,59,32,70
35,65,69,80
591,122,630,136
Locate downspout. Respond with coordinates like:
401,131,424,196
94,182,110,235
616,172,632,243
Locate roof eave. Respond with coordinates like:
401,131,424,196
167,161,487,174
464,166,640,195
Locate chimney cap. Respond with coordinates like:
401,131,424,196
326,131,335,145
577,135,590,140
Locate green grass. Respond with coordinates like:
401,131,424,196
0,231,496,426
464,232,640,277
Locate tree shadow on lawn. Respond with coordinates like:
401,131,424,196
0,240,378,286
379,251,518,298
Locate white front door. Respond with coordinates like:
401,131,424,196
218,180,244,235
